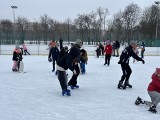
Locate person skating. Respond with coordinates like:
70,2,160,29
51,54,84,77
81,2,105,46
56,43,81,96
48,44,59,72
80,49,88,74
135,68,160,113
68,39,83,89
23,43,30,55
104,40,112,66
12,46,23,72
117,41,145,89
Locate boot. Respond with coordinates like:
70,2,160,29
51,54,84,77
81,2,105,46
148,104,157,113
62,89,71,96
117,81,124,89
135,97,144,105
123,81,132,89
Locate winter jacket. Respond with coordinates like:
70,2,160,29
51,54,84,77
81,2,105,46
58,47,68,60
115,41,120,49
104,44,112,55
118,45,143,64
48,46,59,61
80,50,88,63
12,49,23,61
57,46,80,71
148,74,160,93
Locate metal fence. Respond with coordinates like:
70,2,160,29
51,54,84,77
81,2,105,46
0,44,160,56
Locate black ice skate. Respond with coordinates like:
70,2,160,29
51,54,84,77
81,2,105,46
135,97,144,105
123,81,132,89
148,104,157,113
117,82,125,89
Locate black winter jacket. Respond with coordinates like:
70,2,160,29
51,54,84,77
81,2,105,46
118,45,143,64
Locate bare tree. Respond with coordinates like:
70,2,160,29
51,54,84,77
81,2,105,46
16,17,30,44
122,3,141,44
0,19,13,44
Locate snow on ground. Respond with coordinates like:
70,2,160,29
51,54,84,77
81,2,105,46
0,55,160,120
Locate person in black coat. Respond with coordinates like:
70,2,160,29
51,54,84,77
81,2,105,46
58,46,68,60
117,41,145,89
68,39,83,89
56,44,81,96
59,37,63,50
115,40,120,57
48,44,59,72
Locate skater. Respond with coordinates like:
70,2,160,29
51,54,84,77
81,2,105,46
112,41,116,56
99,43,104,56
59,37,63,50
12,46,23,72
135,68,160,113
58,46,68,59
23,43,30,55
80,49,88,74
56,41,82,96
141,42,145,59
104,40,112,66
68,39,83,89
115,40,120,57
117,41,145,89
48,44,59,72
95,44,101,58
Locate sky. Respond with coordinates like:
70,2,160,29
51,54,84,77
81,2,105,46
0,0,158,22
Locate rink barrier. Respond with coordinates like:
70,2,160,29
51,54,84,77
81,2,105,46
0,45,160,56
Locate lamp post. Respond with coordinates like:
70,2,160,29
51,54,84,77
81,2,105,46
11,5,17,44
155,1,160,40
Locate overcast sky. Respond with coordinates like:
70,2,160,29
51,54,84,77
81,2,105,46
0,0,158,22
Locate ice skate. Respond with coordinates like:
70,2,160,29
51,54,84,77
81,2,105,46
69,85,79,89
148,104,157,113
123,81,132,89
62,89,71,96
117,82,124,89
135,97,144,105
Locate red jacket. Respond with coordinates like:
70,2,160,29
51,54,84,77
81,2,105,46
148,74,160,93
104,44,112,55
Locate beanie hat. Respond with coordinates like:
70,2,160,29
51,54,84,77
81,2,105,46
154,68,160,75
15,45,20,49
130,41,137,45
75,39,82,47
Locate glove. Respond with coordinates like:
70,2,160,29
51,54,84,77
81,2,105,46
118,61,121,64
142,60,145,64
48,58,52,62
73,69,77,75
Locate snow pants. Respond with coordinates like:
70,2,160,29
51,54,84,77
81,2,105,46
144,91,160,106
57,70,68,91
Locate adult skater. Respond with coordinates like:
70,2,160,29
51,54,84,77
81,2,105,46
56,42,81,96
68,39,83,89
135,68,160,113
48,44,59,72
104,40,112,66
117,41,145,89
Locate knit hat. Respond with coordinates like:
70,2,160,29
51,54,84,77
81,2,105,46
154,68,160,75
15,45,20,49
75,39,82,47
130,41,137,45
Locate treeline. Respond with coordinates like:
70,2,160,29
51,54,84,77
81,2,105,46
0,3,160,46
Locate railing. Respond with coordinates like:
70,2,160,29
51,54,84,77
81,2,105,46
0,44,160,56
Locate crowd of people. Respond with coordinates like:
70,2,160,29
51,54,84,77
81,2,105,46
11,38,160,114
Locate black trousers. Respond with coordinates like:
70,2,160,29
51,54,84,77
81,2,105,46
52,59,57,71
105,54,111,65
57,70,67,90
68,64,80,86
119,63,132,83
